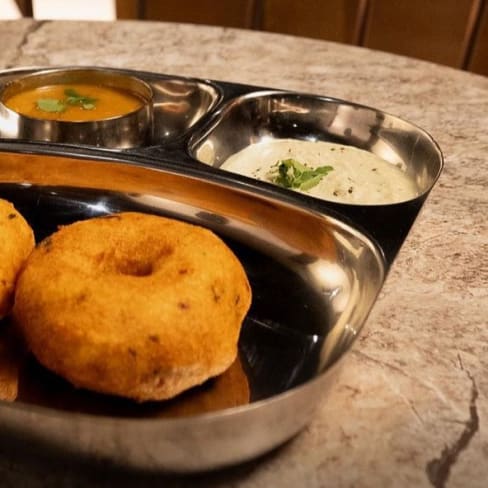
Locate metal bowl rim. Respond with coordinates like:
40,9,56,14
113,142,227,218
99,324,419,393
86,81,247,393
0,66,154,123
0,145,386,426
188,89,445,203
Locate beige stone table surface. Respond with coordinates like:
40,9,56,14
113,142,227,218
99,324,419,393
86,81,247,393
0,19,486,488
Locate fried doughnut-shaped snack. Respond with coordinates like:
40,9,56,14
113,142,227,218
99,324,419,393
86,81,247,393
14,212,251,402
0,199,35,318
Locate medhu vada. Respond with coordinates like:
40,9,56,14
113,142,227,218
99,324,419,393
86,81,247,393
13,212,252,402
0,198,35,318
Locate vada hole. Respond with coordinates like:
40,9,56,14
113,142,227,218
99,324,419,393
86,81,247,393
116,259,154,277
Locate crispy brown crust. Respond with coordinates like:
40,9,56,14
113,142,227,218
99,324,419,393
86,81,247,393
0,199,35,318
13,212,251,402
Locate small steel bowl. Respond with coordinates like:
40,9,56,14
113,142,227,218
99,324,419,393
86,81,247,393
0,68,153,149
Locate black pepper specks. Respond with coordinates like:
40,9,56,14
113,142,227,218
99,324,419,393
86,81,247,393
211,284,221,302
41,237,53,252
75,293,87,304
7,213,16,220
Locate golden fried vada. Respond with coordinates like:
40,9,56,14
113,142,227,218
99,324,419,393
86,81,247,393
13,212,251,402
156,355,250,418
0,321,27,401
0,198,35,318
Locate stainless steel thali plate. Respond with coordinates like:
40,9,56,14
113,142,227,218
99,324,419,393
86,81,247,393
0,65,443,474
0,149,385,472
0,66,443,264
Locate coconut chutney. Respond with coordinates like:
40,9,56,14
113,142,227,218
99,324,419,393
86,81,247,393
220,139,418,205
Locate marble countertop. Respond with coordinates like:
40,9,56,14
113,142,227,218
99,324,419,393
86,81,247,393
0,19,486,488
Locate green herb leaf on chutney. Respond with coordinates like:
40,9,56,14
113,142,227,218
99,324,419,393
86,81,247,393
269,158,334,191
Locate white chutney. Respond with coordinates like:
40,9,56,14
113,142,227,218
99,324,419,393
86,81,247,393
220,139,419,205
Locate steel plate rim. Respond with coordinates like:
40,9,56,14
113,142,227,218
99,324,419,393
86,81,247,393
0,144,386,427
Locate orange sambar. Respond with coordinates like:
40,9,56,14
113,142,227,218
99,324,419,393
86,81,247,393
4,83,144,122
